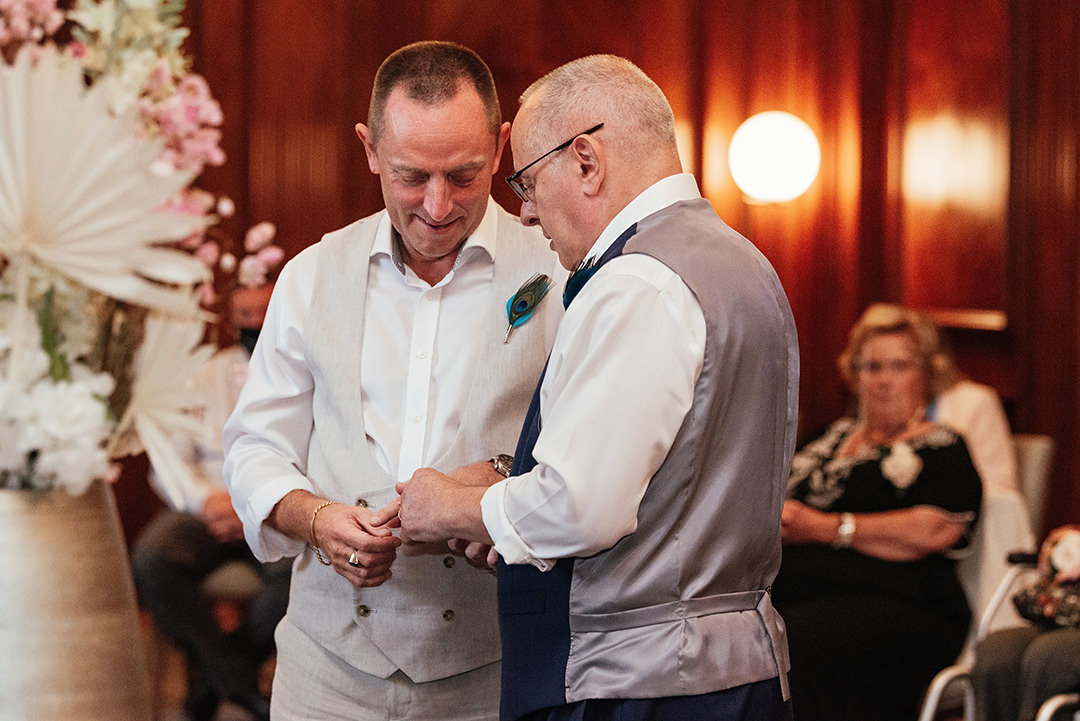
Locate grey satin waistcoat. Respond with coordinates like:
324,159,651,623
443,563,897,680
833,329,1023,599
563,199,800,702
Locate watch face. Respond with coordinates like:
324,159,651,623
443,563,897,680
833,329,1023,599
493,454,514,477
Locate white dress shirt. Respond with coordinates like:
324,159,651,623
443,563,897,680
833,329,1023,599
226,199,504,557
481,174,708,570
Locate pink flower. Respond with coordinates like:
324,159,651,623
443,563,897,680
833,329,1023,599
165,188,216,216
244,221,277,252
237,255,269,288
177,74,223,125
198,281,218,308
194,240,220,268
177,229,206,250
256,245,284,269
144,58,173,96
0,0,60,44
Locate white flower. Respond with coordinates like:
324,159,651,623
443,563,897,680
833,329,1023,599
1050,530,1080,583
0,296,41,359
880,441,923,491
216,196,235,217
0,362,113,494
24,375,112,488
66,0,117,40
103,47,158,113
0,414,24,472
219,252,237,273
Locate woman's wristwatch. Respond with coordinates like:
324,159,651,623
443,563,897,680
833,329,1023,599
489,454,514,478
833,512,856,549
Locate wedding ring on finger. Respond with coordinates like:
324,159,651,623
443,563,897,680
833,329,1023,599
348,550,362,568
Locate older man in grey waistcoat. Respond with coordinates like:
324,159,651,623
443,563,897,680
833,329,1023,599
398,55,799,721
223,42,563,721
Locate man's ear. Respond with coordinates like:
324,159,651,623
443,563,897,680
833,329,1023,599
355,123,380,174
491,121,512,175
570,135,604,196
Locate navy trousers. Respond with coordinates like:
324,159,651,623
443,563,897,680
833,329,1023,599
516,677,792,721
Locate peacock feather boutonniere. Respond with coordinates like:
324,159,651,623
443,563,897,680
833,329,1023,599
504,273,551,342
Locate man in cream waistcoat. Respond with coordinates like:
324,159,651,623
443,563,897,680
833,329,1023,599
222,42,563,721
398,55,798,721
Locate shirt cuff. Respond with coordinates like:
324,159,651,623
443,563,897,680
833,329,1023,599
241,477,311,562
481,479,555,572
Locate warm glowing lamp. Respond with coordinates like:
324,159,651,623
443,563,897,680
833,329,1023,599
728,111,821,203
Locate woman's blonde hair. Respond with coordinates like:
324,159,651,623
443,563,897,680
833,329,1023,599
837,303,961,401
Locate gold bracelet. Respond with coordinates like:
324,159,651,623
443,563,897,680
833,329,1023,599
309,500,335,566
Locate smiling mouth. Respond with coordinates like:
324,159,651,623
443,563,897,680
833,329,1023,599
419,216,457,230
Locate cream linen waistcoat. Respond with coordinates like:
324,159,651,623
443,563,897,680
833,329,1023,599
289,204,561,682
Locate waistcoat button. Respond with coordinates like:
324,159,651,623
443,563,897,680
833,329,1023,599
356,605,372,617
442,609,455,621
443,556,456,568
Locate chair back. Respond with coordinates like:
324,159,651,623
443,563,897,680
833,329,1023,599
1013,433,1056,539
955,489,1036,659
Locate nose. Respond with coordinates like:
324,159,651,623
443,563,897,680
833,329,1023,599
519,200,540,227
424,179,453,222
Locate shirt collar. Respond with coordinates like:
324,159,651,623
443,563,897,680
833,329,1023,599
370,196,500,279
583,173,702,262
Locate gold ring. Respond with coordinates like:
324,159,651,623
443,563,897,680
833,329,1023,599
348,550,362,568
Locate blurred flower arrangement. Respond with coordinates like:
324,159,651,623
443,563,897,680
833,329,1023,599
1040,526,1080,584
0,0,280,500
1013,526,1080,629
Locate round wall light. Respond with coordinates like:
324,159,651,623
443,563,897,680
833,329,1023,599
728,111,821,203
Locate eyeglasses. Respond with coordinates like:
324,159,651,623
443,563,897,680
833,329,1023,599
857,358,919,375
505,123,604,202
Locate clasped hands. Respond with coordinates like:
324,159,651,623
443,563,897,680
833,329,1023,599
398,461,498,569
321,462,500,589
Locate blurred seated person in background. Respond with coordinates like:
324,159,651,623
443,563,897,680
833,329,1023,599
863,304,1018,494
930,359,1020,495
971,525,1080,721
868,304,1020,495
132,283,289,721
771,303,983,721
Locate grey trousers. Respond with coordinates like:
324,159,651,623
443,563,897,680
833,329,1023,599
271,616,500,721
971,625,1080,721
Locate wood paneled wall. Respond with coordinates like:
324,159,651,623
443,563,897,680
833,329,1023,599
146,0,1079,538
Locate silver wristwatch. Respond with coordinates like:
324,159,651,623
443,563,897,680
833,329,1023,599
490,454,514,478
833,512,856,549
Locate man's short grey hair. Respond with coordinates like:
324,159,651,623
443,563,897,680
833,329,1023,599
519,55,677,163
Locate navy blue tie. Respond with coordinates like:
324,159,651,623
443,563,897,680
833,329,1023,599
560,223,638,309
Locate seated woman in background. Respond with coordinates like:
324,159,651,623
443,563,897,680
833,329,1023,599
858,304,1019,495
772,304,983,721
